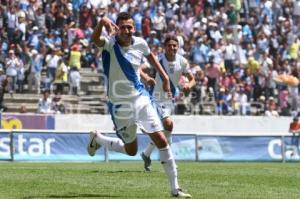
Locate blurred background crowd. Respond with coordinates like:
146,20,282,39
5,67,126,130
0,0,300,116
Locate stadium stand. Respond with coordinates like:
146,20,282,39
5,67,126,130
0,0,300,116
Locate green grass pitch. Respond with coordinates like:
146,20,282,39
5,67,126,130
0,162,300,199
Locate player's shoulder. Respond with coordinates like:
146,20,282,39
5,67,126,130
158,54,165,62
176,54,188,64
176,53,186,60
133,36,147,45
96,36,114,49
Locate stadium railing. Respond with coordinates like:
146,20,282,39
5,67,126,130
0,129,299,162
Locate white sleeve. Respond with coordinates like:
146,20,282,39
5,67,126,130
139,38,151,56
181,57,190,74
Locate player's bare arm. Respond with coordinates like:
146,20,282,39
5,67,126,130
91,17,118,47
139,67,156,86
146,52,171,94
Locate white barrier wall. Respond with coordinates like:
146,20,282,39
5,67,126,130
55,115,292,135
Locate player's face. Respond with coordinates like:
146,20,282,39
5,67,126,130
165,40,178,58
117,19,135,41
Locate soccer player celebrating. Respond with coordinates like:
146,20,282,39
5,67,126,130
140,35,196,171
87,12,192,198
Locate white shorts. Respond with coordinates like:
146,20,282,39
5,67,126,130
108,95,163,143
155,100,174,120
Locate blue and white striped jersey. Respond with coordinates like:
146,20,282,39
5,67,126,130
150,53,189,102
101,36,150,103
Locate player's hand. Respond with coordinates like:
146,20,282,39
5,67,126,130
146,77,156,86
99,17,119,36
163,78,171,98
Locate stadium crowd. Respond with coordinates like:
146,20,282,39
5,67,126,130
0,0,300,116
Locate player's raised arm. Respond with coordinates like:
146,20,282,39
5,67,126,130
91,16,118,47
146,52,171,94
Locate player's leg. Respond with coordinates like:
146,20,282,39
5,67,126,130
87,125,138,156
149,131,191,198
162,116,173,144
141,102,172,165
140,102,191,197
141,116,173,170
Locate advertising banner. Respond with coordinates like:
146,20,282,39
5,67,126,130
0,132,11,160
284,135,300,161
1,131,300,162
1,114,55,130
10,132,104,161
197,136,281,161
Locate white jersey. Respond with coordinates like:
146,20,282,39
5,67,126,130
100,35,163,134
101,36,150,103
150,53,189,103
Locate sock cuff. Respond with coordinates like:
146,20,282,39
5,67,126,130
164,130,171,134
159,145,170,151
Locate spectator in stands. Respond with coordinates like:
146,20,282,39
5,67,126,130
37,89,54,114
190,65,208,113
205,56,221,100
53,58,68,94
79,4,93,29
16,11,27,42
217,87,231,115
5,49,22,95
146,30,160,47
0,67,7,111
16,55,25,93
81,44,97,69
224,40,236,75
278,85,290,116
289,116,300,155
191,38,209,69
6,5,18,43
141,9,152,38
152,9,166,39
35,6,46,30
19,103,27,113
68,42,82,70
28,49,43,94
69,66,80,96
235,85,250,115
52,95,65,114
265,97,279,116
45,47,61,82
27,26,41,50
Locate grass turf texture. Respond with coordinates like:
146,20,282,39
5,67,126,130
0,162,300,199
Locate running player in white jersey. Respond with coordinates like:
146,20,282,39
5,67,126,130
87,13,191,198
140,35,196,171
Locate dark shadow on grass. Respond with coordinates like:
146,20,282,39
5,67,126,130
22,193,120,198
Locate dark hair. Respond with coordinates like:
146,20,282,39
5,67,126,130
116,12,133,25
164,35,178,45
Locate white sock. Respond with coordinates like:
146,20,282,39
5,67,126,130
163,130,172,145
95,133,126,154
143,142,155,157
159,145,179,192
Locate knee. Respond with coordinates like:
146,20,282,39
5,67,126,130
151,132,168,149
163,118,173,132
126,151,137,156
125,147,138,156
